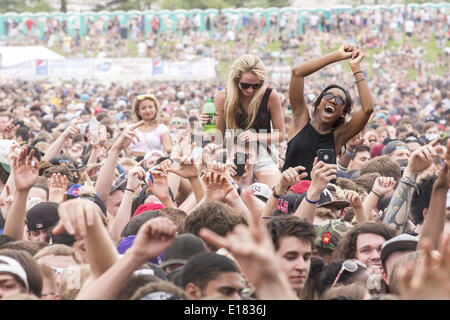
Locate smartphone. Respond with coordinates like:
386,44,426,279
317,149,336,164
234,152,248,176
317,149,336,184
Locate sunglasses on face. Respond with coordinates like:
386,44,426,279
137,94,156,101
323,93,345,106
331,259,367,288
239,81,263,90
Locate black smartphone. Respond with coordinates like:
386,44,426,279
317,148,336,164
234,152,248,176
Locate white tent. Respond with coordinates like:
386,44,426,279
0,46,65,67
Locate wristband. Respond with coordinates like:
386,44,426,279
305,193,320,204
371,190,381,198
355,78,366,84
125,188,135,193
347,151,354,157
353,71,364,77
272,187,282,199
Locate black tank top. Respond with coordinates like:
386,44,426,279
282,121,336,179
235,87,272,131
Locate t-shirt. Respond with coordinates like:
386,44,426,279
130,123,169,154
404,20,415,33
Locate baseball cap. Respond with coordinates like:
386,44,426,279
133,202,165,217
110,172,128,194
247,183,271,202
315,219,353,251
117,235,164,265
380,233,419,269
26,202,59,231
67,184,82,199
0,255,29,290
160,234,207,269
78,194,107,216
382,140,408,156
49,156,77,171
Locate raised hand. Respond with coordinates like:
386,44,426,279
406,138,440,175
167,156,200,179
48,173,68,203
348,130,365,150
11,147,39,192
372,176,396,196
274,166,307,195
342,189,363,209
336,44,354,61
238,130,258,143
202,171,235,202
127,217,177,262
112,120,144,151
349,45,366,71
53,199,100,241
62,119,82,139
2,118,19,140
171,128,193,160
126,165,146,193
398,236,450,300
309,158,337,196
146,170,170,201
0,185,13,215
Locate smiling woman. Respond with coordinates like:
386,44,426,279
130,94,172,159
283,44,373,179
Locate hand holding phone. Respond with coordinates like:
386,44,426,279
234,152,249,176
317,149,336,165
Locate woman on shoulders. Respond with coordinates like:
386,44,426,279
283,44,373,178
204,54,286,188
130,93,172,159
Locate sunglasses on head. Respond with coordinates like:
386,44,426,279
331,259,367,288
323,93,345,106
137,94,156,101
239,81,263,90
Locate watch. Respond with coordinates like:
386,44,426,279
272,187,282,199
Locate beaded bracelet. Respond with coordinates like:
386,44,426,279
355,78,366,84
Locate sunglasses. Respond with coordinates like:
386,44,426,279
323,93,345,106
137,94,156,101
331,259,367,288
239,82,263,90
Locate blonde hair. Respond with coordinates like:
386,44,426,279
34,244,83,265
322,283,369,300
132,94,161,125
59,264,91,300
225,55,267,130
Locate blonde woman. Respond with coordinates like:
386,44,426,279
202,54,285,188
129,94,172,158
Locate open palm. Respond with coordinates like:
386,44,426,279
12,148,39,192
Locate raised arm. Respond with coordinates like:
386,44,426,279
290,45,354,123
334,46,373,150
75,217,176,300
110,165,145,243
3,148,39,240
95,121,144,202
383,139,440,232
294,159,336,224
419,141,450,250
43,120,82,161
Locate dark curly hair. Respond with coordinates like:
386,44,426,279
334,222,396,260
411,174,437,225
313,84,353,129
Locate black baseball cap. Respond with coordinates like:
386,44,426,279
26,202,59,231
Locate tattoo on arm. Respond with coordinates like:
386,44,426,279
383,182,415,232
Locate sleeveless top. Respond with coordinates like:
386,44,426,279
235,87,272,132
282,121,336,179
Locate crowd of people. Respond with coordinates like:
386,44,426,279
0,5,449,303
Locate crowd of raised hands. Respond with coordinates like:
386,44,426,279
1,116,450,301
